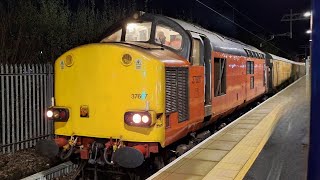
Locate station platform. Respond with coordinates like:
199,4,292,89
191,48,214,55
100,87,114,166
148,76,310,180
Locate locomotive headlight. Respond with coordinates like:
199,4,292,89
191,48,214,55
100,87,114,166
142,115,149,123
46,107,69,121
47,110,53,118
132,114,142,123
124,111,153,127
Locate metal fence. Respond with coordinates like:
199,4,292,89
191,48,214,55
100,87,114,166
0,64,54,153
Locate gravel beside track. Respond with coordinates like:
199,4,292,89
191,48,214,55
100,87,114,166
0,148,58,180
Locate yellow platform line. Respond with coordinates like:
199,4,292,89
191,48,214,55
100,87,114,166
201,77,306,180
202,101,288,180
149,77,306,180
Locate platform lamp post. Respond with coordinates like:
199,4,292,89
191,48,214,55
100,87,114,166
304,11,313,74
281,10,312,73
281,9,312,39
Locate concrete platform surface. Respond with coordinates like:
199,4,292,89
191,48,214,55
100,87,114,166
148,76,309,180
244,76,310,180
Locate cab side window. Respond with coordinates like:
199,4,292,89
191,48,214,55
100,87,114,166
155,24,183,50
214,58,227,96
192,39,201,65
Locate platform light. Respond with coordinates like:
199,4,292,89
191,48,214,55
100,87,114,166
304,11,312,17
306,30,312,34
309,39,312,42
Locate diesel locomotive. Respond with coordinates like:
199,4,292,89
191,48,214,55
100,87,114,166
36,12,305,171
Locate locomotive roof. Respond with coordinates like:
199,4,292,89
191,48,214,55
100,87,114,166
105,12,266,58
167,17,265,57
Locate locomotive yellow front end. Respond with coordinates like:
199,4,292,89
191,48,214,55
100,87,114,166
41,43,166,168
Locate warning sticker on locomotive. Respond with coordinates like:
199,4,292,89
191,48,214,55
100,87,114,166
60,60,65,70
135,59,142,70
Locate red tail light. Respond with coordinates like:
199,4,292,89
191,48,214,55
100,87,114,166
47,107,69,121
124,111,152,127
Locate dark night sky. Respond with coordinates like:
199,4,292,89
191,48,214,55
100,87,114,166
225,0,311,55
140,0,311,59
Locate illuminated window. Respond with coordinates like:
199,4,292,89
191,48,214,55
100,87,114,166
155,24,182,50
101,29,122,42
125,22,152,42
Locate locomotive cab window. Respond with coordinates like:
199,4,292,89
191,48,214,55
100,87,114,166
191,39,201,65
125,22,152,42
155,24,183,50
214,58,226,96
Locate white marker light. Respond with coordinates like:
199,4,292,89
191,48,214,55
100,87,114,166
47,110,53,118
142,115,149,123
304,11,311,17
306,30,312,34
132,114,141,123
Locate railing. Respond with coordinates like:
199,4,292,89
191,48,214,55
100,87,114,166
21,162,77,180
0,63,54,153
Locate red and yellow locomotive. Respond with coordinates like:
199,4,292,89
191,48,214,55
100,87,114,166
36,12,305,170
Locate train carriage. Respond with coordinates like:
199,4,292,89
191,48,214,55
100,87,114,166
266,53,306,91
37,12,305,170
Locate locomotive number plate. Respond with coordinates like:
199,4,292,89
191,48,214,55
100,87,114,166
131,93,148,99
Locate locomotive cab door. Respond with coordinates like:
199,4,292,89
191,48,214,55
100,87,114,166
190,32,212,117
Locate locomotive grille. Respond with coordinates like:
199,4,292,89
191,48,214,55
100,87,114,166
165,67,189,122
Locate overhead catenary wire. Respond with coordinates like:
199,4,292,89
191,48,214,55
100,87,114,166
194,0,290,56
223,0,268,32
